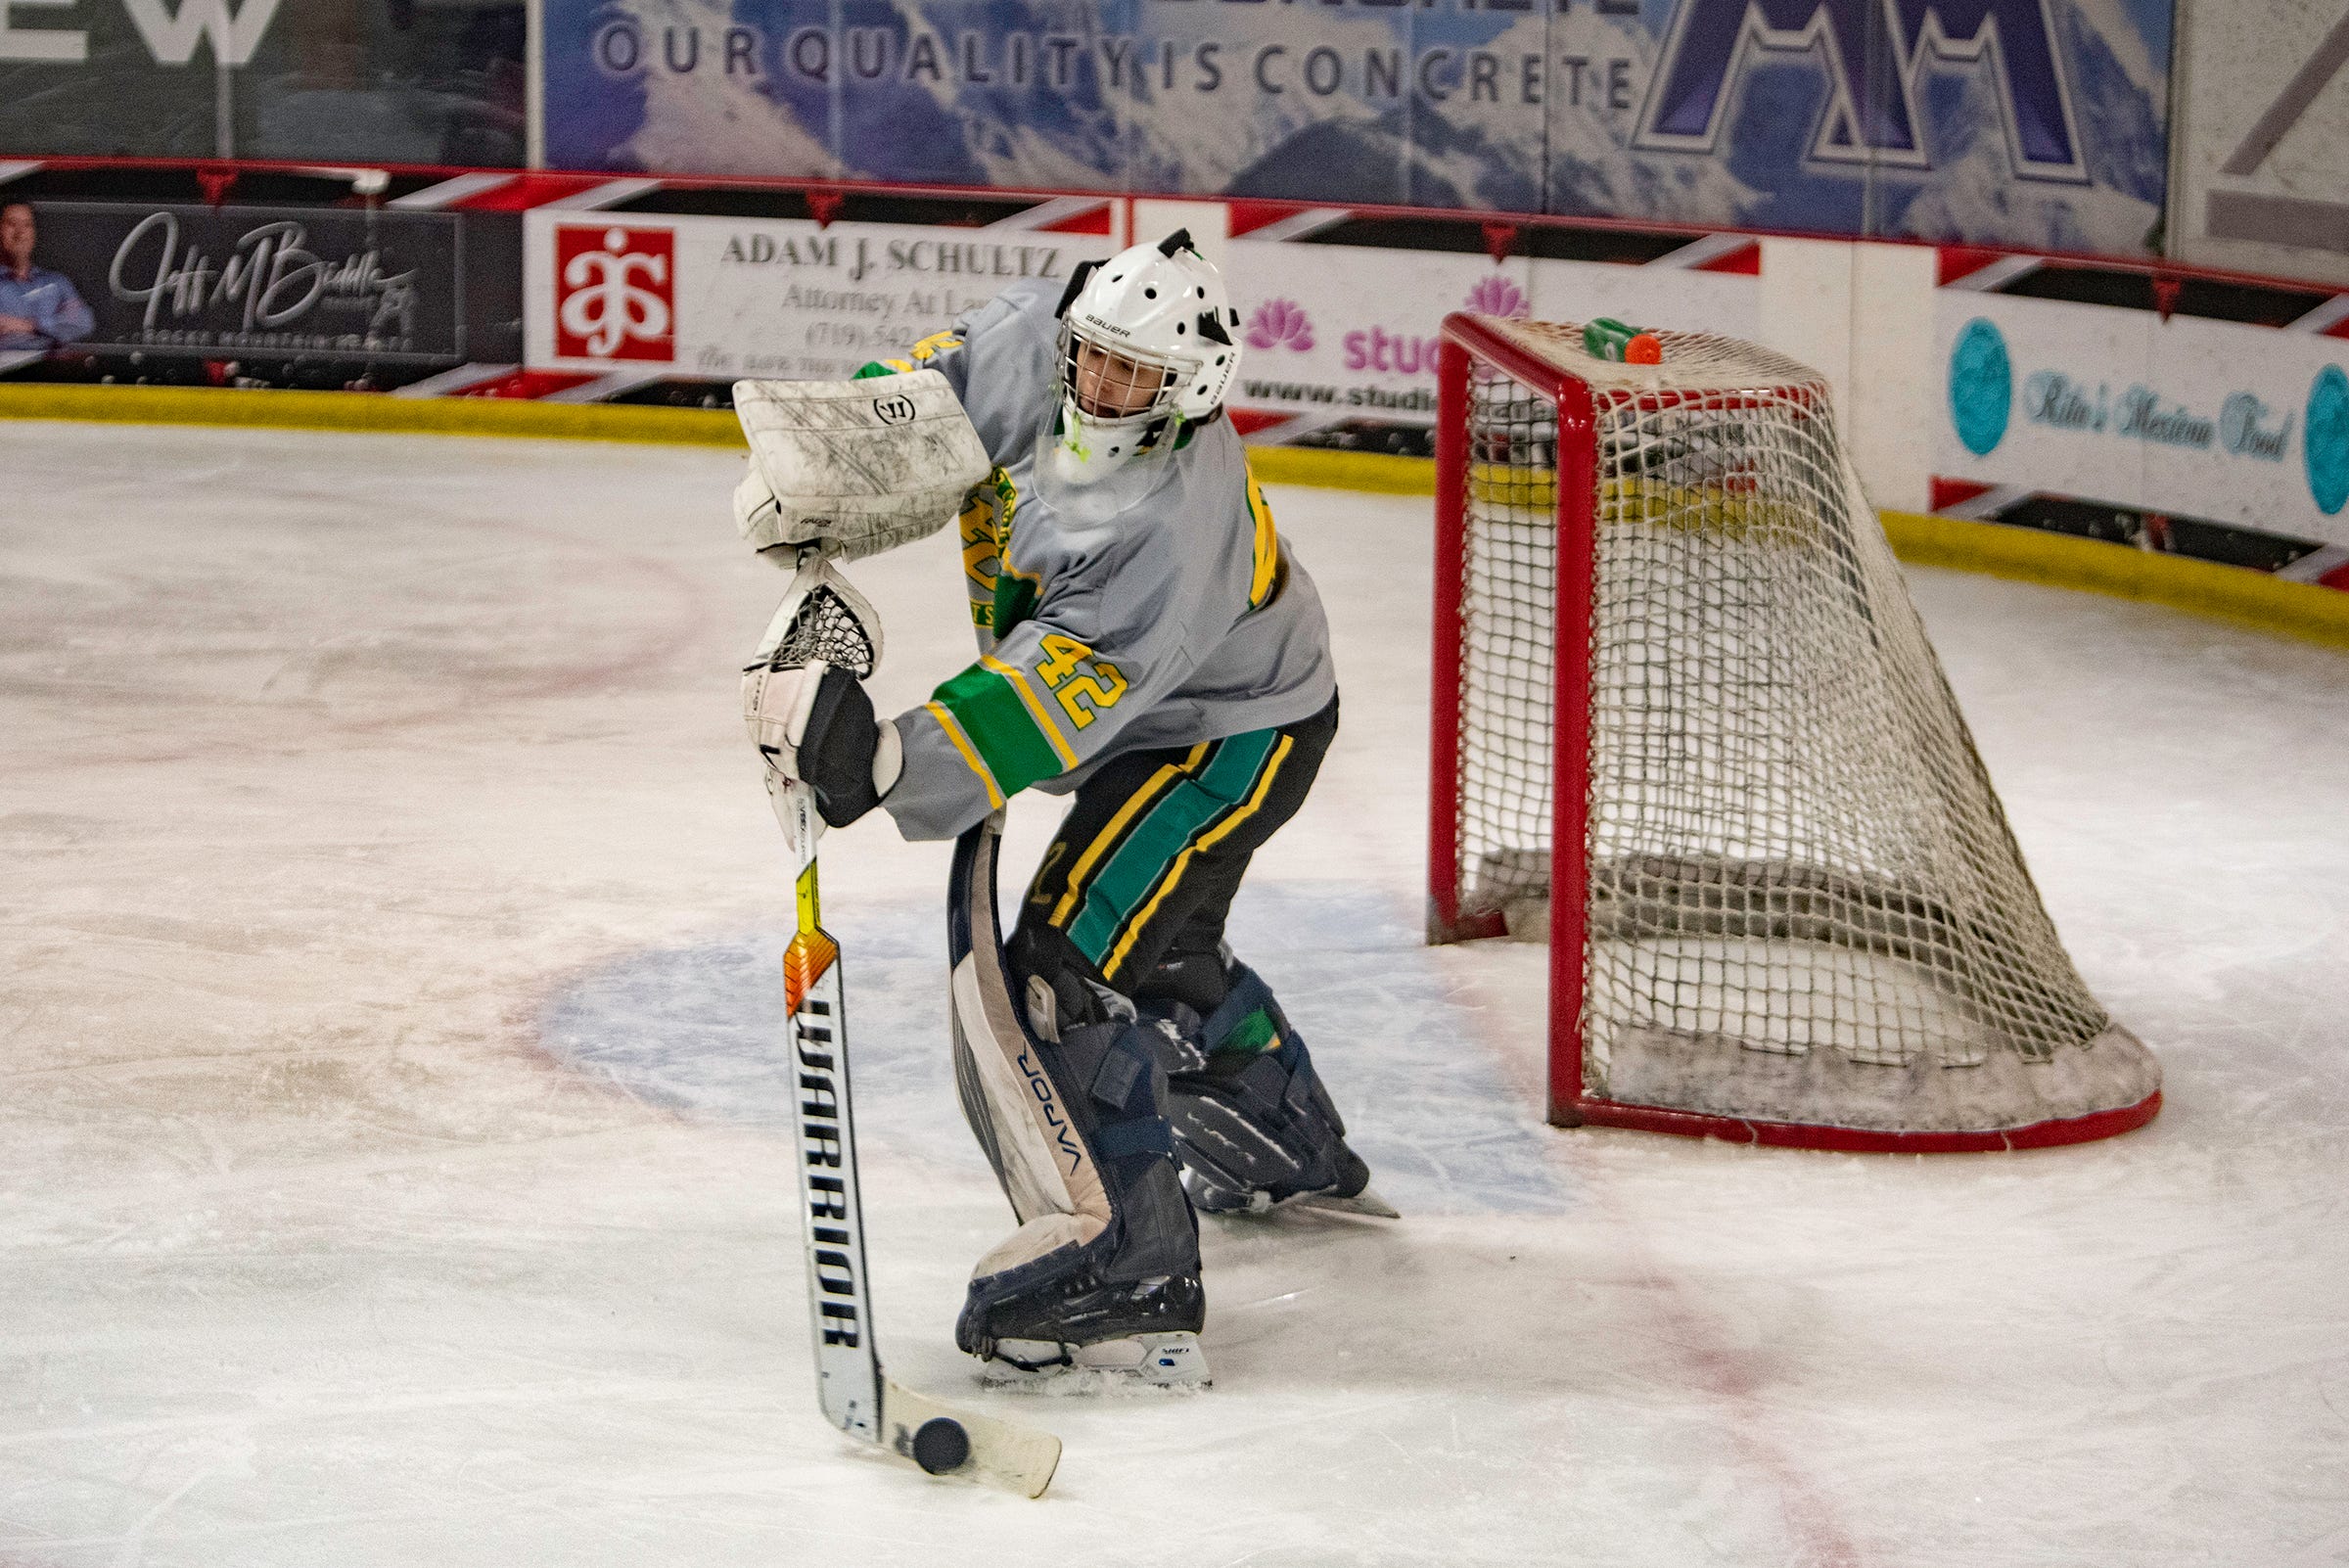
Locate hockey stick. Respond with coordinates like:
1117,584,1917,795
757,551,1061,1499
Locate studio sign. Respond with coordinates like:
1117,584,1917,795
107,211,420,342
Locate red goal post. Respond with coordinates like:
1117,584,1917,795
1429,312,2161,1152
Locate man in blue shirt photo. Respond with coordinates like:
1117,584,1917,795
1,203,96,352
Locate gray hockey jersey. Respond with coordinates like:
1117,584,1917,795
872,278,1337,842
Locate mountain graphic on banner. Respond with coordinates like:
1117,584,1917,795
550,0,2169,254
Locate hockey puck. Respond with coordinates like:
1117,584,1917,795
910,1417,970,1475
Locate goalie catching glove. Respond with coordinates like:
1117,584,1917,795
743,660,902,829
742,550,899,829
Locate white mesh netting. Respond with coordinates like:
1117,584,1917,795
769,582,878,677
1450,319,2158,1135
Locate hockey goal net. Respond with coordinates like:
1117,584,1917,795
1429,314,2161,1151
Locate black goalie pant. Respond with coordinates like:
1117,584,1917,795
1009,693,1338,1021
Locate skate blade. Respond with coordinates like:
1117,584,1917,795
980,1332,1209,1392
1293,1182,1400,1220
1207,1182,1400,1221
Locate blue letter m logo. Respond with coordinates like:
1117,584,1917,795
1635,0,2088,183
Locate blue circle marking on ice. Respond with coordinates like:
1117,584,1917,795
2306,365,2349,517
535,886,1577,1216
1949,317,2013,458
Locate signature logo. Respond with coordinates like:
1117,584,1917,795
871,393,916,425
555,225,674,361
1637,0,2086,183
107,211,418,343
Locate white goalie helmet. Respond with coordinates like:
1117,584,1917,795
1050,229,1243,480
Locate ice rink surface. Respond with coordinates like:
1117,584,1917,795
4,422,2346,1567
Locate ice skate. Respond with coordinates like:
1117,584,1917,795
1142,962,1398,1221
953,997,1211,1388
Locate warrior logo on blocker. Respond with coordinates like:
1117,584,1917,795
555,224,675,361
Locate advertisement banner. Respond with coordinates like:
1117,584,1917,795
1224,241,1758,423
13,203,468,361
544,0,2171,255
0,0,525,163
1936,294,2349,549
2170,0,2349,288
519,203,1758,419
523,210,1120,380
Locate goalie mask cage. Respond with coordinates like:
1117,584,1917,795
1429,314,2162,1151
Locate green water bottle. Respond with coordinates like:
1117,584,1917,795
1583,317,1663,364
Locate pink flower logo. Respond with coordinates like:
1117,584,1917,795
1245,299,1315,351
1465,275,1528,318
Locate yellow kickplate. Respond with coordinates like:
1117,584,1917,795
0,383,745,446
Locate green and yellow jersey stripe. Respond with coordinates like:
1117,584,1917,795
1102,732,1295,977
1055,729,1288,982
1245,473,1280,610
1047,745,1209,930
922,699,1006,809
929,661,1068,799
981,655,1080,769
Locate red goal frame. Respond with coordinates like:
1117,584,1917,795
1428,313,2161,1152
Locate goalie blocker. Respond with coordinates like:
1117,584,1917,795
732,369,990,566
